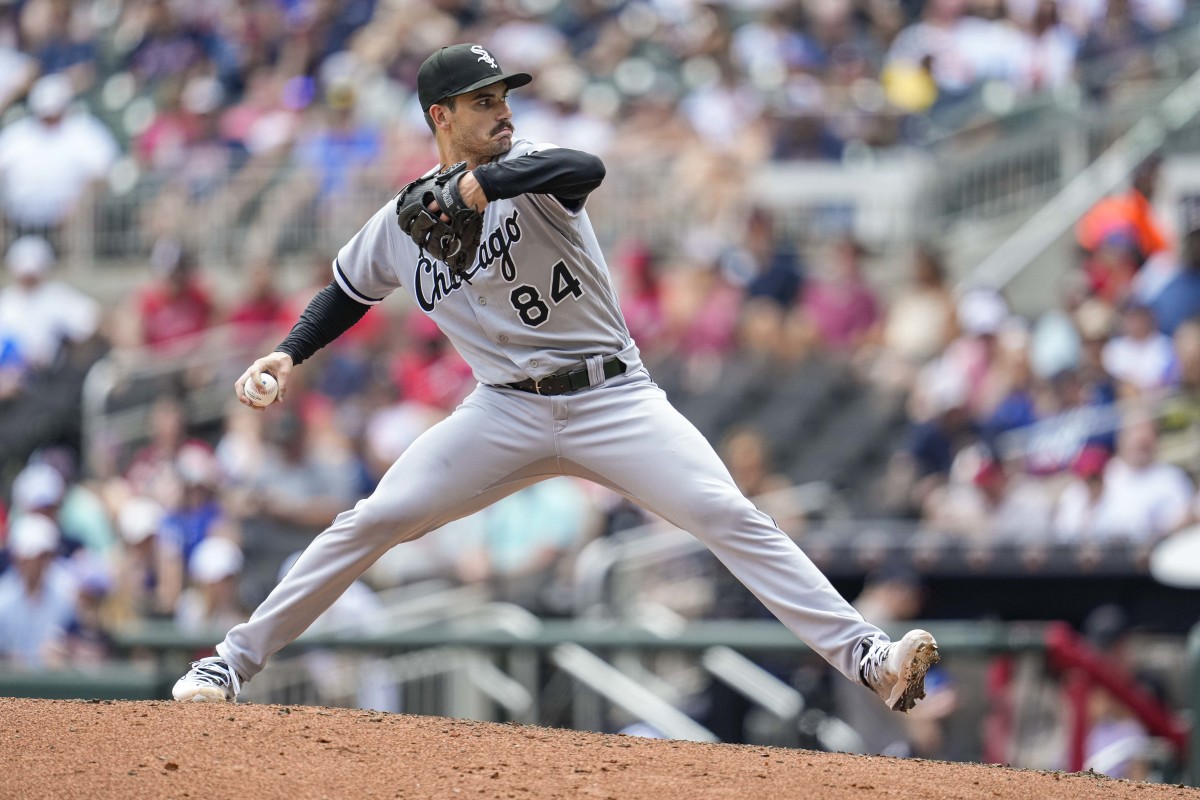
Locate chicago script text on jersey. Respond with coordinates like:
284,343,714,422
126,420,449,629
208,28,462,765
413,209,523,311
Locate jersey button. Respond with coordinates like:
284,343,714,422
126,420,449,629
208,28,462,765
478,297,487,305
499,335,509,343
530,360,538,368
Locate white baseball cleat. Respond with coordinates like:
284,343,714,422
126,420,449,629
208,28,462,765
172,656,242,703
858,629,940,712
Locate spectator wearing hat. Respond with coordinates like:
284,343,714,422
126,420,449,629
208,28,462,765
174,536,246,634
11,448,114,562
156,442,236,615
11,461,67,520
0,514,78,668
0,236,101,383
112,495,168,621
0,73,118,241
36,447,118,561
1076,153,1167,305
936,288,1014,419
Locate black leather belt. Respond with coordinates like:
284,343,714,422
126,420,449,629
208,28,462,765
504,357,627,395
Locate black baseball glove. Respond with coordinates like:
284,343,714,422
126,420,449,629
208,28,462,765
395,161,483,275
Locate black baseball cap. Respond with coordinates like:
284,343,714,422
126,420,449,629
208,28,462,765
418,44,532,113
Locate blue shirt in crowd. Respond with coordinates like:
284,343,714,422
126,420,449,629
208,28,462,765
1151,270,1200,335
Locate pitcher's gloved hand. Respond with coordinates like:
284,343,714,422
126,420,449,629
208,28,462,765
395,161,483,275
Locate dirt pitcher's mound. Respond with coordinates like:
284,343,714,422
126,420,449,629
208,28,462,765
3,698,1197,800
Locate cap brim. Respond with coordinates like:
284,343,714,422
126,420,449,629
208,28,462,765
446,71,533,102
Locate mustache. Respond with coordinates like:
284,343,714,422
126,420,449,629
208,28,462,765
491,123,514,135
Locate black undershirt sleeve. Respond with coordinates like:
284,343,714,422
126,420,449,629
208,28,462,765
472,148,605,208
275,280,370,366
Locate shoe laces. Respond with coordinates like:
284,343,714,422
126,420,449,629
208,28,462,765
858,637,892,689
189,657,241,697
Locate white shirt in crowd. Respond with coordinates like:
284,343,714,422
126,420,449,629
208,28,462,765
1057,458,1194,542
1101,332,1176,391
0,558,78,668
1054,479,1123,541
0,111,118,227
0,279,101,367
887,20,980,94
1006,0,1183,35
1014,25,1080,92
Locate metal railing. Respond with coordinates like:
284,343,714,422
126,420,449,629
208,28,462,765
553,641,719,742
80,321,279,477
572,482,842,618
237,585,527,714
958,64,1200,295
108,616,1048,751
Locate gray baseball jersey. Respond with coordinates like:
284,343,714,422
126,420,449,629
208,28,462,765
215,139,889,701
332,138,641,385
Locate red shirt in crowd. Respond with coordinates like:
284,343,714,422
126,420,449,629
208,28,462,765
138,280,215,348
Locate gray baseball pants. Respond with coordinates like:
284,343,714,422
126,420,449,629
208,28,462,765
217,370,883,682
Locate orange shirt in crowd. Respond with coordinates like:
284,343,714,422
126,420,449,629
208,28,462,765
1077,191,1169,260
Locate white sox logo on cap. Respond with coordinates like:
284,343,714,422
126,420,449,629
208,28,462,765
416,43,532,112
471,45,498,70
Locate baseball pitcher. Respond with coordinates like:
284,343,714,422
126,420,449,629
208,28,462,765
173,44,939,715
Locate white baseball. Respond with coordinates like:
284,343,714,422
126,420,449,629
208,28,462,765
244,372,279,407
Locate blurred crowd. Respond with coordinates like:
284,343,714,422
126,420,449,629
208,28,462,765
0,0,1192,262
0,0,1196,774
881,154,1200,549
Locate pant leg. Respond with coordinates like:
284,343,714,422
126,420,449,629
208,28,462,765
219,385,558,680
558,372,881,682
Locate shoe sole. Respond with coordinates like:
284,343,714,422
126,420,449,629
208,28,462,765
172,685,232,703
889,639,940,712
